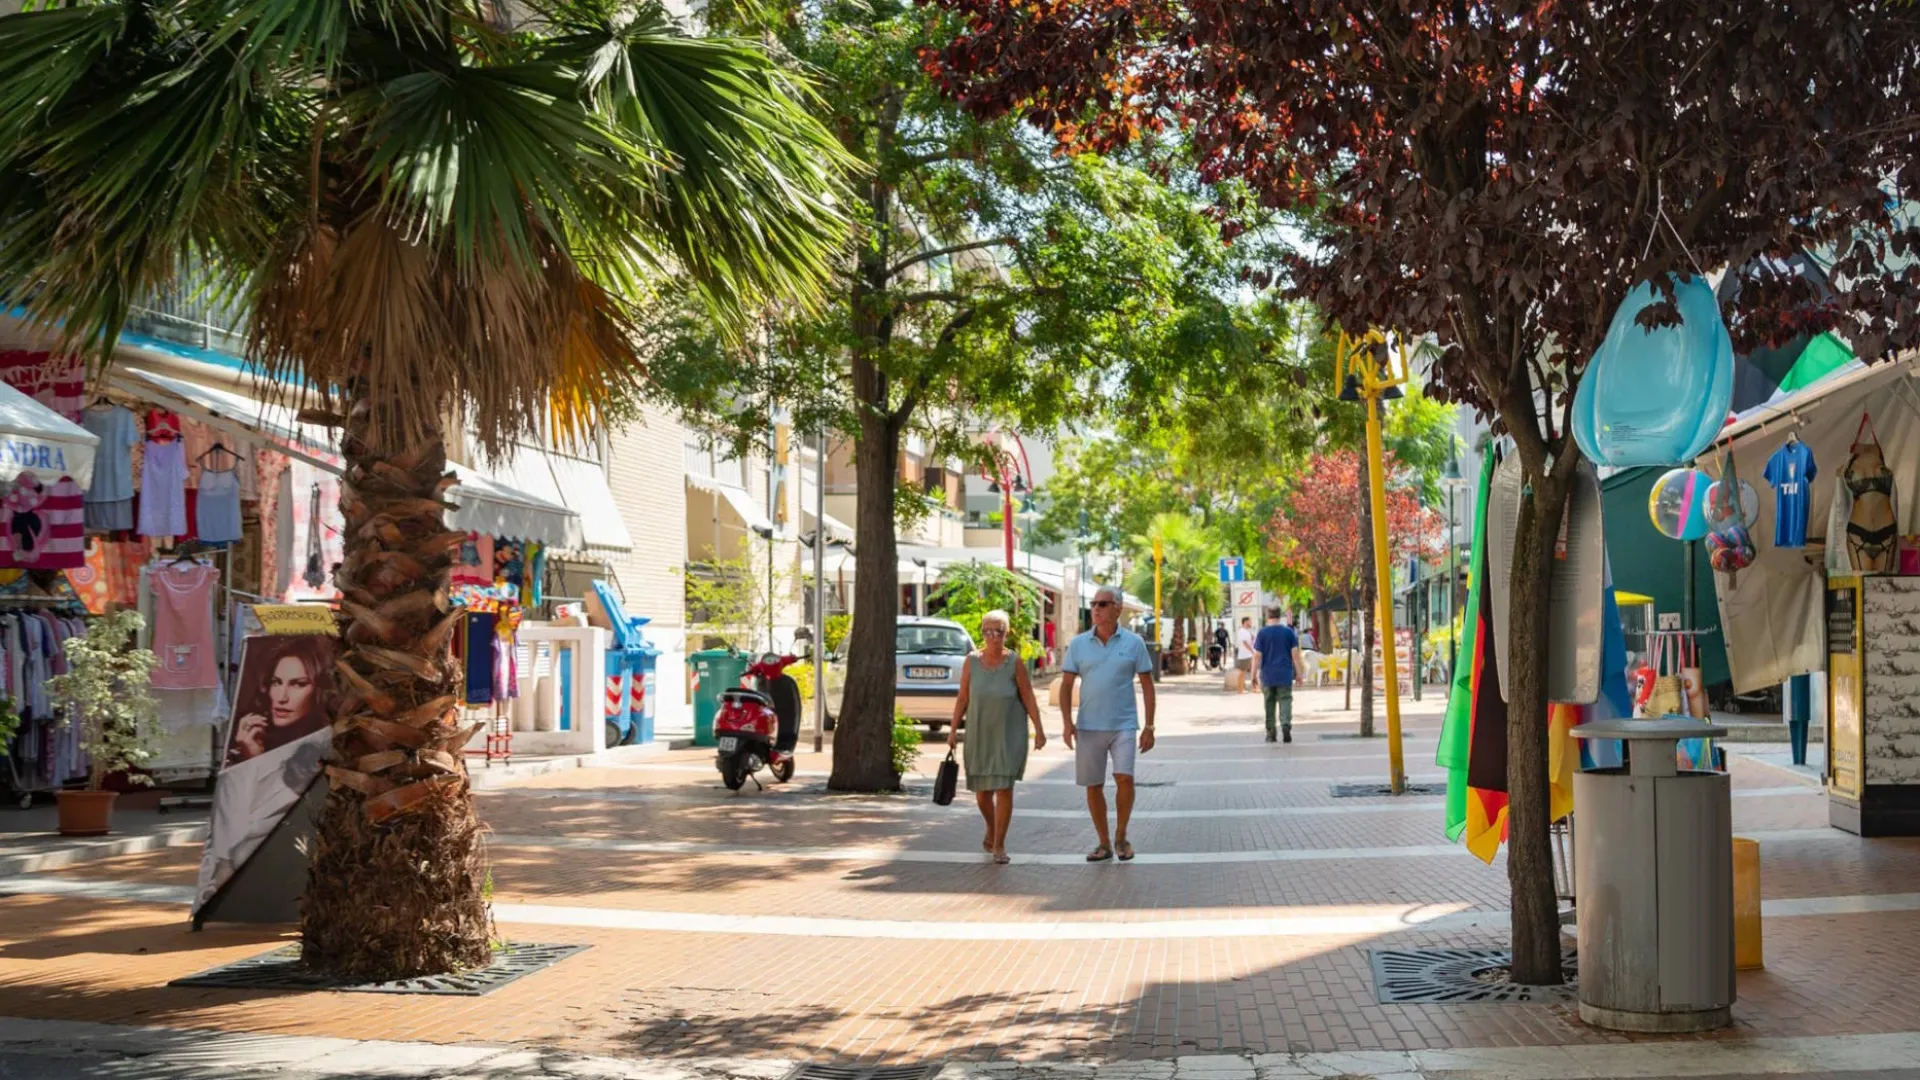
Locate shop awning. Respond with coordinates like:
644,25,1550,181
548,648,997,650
0,380,97,488
444,465,582,550
686,471,774,536
490,445,631,552
112,368,582,549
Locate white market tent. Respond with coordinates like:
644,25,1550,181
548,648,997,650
0,379,98,489
1707,352,1920,691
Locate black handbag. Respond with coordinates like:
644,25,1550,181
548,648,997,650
932,750,959,806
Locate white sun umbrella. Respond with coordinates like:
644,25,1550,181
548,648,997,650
0,380,98,488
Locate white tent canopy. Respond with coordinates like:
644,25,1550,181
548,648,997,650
0,380,97,489
1710,353,1920,691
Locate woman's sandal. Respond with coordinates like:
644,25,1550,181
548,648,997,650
1117,841,1135,862
1086,845,1114,862
993,851,1011,865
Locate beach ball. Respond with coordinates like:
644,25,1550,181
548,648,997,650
1649,467,1713,541
1705,478,1760,530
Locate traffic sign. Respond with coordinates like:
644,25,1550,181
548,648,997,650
1219,556,1246,582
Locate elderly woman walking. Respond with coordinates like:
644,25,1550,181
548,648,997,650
947,610,1047,864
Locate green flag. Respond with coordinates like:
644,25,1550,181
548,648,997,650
1436,445,1494,842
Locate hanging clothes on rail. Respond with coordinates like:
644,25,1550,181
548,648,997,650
138,410,189,540
149,560,220,691
81,404,138,533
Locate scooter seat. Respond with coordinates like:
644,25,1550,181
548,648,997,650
721,688,771,708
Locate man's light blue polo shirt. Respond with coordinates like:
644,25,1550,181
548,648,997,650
1063,627,1152,732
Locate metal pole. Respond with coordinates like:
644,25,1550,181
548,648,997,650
812,431,826,754
1344,594,1355,711
1002,473,1015,571
1448,484,1458,676
1364,392,1407,794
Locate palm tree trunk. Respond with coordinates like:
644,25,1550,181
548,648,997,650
301,392,491,980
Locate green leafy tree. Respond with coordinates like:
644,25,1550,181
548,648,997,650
0,0,848,978
646,0,1288,791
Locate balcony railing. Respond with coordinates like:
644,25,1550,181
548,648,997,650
683,437,747,488
125,269,249,357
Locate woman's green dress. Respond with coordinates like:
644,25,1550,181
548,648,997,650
962,653,1029,792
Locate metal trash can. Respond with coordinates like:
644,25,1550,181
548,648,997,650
690,649,749,748
1571,716,1734,1033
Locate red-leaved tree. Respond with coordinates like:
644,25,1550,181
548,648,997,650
1270,449,1441,733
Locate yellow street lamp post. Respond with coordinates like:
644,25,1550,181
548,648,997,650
1335,329,1411,794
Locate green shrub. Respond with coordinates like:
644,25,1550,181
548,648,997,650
824,613,852,655
891,709,922,779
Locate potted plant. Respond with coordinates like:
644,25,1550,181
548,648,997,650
47,610,161,836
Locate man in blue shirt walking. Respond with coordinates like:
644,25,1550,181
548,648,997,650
1060,586,1156,862
1252,608,1304,743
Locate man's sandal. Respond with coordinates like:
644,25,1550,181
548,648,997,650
1117,841,1135,862
1086,845,1114,862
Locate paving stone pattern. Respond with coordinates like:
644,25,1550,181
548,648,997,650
1,679,1917,1066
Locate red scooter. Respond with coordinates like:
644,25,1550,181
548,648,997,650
714,653,801,791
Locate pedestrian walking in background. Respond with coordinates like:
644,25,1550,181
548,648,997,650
948,611,1047,864
1060,586,1156,862
1234,616,1257,693
1253,607,1304,743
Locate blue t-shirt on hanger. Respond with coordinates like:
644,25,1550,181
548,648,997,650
1763,438,1818,548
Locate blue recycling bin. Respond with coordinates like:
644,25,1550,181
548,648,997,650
592,580,662,746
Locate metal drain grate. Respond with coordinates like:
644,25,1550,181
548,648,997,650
1370,948,1578,1004
784,1066,941,1080
1330,782,1449,798
170,942,587,996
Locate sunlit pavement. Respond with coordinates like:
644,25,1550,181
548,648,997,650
3,674,1918,1078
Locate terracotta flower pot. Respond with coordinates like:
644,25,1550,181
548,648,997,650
55,790,117,837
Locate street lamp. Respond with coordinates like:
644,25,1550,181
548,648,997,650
981,430,1034,573
1335,329,1412,794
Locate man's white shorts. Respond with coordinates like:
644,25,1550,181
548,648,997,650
1075,728,1137,786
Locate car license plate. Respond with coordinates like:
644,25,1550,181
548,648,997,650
717,737,737,752
907,666,946,679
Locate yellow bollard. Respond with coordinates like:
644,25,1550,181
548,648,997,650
1733,836,1763,970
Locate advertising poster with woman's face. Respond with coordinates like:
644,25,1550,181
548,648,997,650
193,634,337,913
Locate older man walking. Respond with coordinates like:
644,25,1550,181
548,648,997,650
1060,586,1156,862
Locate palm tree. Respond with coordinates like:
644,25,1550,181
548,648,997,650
1126,513,1221,675
0,0,850,980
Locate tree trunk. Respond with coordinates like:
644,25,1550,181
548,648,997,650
1169,618,1188,674
830,351,904,792
1505,467,1572,985
301,392,491,981
1357,459,1376,738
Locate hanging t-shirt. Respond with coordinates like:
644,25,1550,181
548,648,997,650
150,561,220,690
1763,439,1818,548
451,533,494,586
80,405,138,502
31,477,85,569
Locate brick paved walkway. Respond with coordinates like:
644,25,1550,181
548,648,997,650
3,676,1918,1068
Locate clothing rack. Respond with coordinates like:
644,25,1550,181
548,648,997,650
0,597,93,807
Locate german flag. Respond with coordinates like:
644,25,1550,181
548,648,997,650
1462,515,1511,864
